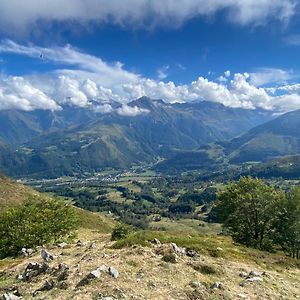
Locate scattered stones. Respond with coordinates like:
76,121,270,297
171,243,186,256
109,267,119,278
20,248,34,258
189,281,205,289
211,282,223,290
40,249,54,262
1,293,22,300
18,262,49,281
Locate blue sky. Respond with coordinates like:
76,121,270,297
0,0,300,114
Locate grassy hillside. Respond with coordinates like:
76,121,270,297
0,175,114,232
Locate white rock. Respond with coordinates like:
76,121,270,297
246,276,263,282
1,293,22,300
108,266,119,278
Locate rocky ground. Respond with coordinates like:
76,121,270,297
0,229,299,300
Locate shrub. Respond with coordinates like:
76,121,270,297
111,224,132,241
0,198,78,258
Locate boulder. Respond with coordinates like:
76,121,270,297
171,243,186,256
33,279,55,297
76,268,102,288
108,267,119,278
151,238,161,246
18,262,49,281
41,249,54,262
211,282,223,289
186,249,198,257
55,263,69,281
1,294,21,300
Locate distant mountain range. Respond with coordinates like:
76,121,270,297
0,96,288,178
157,108,300,175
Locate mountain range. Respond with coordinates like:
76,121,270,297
1,96,299,178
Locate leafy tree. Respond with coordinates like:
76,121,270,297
213,177,284,250
274,188,300,259
0,198,78,258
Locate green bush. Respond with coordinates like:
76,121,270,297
0,198,78,258
111,224,132,241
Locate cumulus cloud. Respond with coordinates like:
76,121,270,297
116,104,149,116
0,0,297,36
1,40,300,113
0,75,60,111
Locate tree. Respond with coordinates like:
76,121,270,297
274,188,300,259
213,177,283,250
0,198,78,258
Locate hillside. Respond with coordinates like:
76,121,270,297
223,109,300,163
0,178,300,299
0,98,273,178
0,218,299,299
0,175,114,232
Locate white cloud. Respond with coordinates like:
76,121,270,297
157,65,169,80
0,0,296,36
0,40,140,88
0,75,60,111
249,68,295,86
116,104,149,116
224,70,231,77
284,34,300,46
1,40,300,113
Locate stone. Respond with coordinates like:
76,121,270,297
186,249,197,257
41,249,54,262
246,276,263,283
239,272,248,278
216,247,223,251
57,242,68,248
76,268,102,288
109,266,119,278
171,243,186,255
56,263,69,281
18,262,49,281
190,281,205,289
1,293,22,300
249,271,260,277
20,248,34,257
151,238,161,246
211,282,223,289
33,279,55,296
